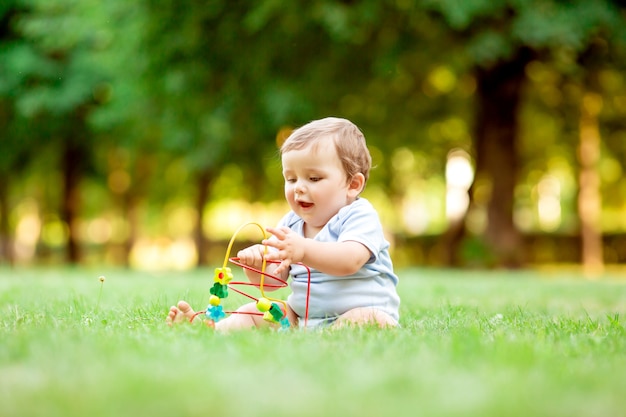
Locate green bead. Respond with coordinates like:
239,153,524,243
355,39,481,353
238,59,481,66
209,282,228,298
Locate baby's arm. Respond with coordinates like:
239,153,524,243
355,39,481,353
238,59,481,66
236,244,288,290
263,226,371,277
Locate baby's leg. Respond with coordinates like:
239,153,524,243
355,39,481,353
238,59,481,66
333,307,398,329
166,300,298,331
216,302,264,331
216,301,298,331
166,301,198,325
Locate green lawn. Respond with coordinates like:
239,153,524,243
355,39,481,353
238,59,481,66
1,266,625,417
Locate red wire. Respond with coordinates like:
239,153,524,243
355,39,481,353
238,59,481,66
300,263,311,328
190,311,205,322
228,258,289,287
228,311,264,316
229,285,259,301
198,257,312,328
190,310,264,326
230,257,311,327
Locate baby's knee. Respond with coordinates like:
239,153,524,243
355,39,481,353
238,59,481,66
335,307,398,328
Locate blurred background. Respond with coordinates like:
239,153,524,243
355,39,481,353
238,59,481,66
1,0,625,273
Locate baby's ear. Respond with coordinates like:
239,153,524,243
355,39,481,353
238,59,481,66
348,173,366,196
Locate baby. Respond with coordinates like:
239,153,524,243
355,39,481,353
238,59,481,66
167,117,400,330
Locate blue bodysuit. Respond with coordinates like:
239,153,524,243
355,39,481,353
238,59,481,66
277,198,401,326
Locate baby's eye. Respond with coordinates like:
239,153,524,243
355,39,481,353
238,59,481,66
285,178,296,183
309,177,321,182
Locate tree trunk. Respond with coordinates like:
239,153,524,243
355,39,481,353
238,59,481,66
577,92,604,277
120,153,154,267
0,175,13,265
61,109,90,264
576,37,606,277
61,140,84,264
123,193,139,267
194,169,213,266
439,216,466,267
470,47,534,268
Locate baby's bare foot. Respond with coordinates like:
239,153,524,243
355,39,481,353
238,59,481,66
166,301,197,326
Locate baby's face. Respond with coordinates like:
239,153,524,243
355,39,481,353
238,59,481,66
281,138,354,236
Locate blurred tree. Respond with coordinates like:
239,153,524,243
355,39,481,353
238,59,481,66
139,0,421,264
136,0,507,265
140,0,267,265
575,32,626,274
2,0,134,263
0,0,39,265
86,1,157,266
3,0,626,268
421,0,626,267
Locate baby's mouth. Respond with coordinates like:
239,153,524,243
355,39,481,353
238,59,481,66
298,201,313,209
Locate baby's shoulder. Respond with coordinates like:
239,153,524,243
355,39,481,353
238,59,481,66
337,198,377,220
278,211,304,229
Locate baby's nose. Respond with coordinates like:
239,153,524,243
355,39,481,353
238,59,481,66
294,180,306,193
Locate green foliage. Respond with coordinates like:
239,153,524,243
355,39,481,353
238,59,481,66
421,0,507,30
420,0,626,65
7,0,106,116
1,0,626,265
512,1,621,49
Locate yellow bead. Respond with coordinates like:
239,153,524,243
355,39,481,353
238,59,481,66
256,297,272,312
209,295,221,306
263,311,278,323
214,267,233,285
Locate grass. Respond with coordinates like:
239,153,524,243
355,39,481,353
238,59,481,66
1,266,626,417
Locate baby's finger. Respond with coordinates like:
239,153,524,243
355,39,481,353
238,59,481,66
266,227,288,240
273,259,291,276
261,239,279,250
238,247,260,264
263,249,280,262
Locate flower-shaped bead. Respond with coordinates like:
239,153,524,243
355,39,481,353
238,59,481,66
206,305,226,322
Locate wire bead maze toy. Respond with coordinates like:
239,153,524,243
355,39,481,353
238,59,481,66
191,222,312,330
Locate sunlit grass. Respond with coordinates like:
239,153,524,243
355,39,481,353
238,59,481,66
1,267,625,417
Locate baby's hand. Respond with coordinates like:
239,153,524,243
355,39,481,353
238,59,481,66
263,226,306,276
236,244,267,270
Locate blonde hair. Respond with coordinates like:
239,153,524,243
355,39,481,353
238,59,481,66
281,117,372,183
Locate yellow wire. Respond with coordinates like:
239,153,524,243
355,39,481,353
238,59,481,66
222,222,267,269
222,222,287,314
